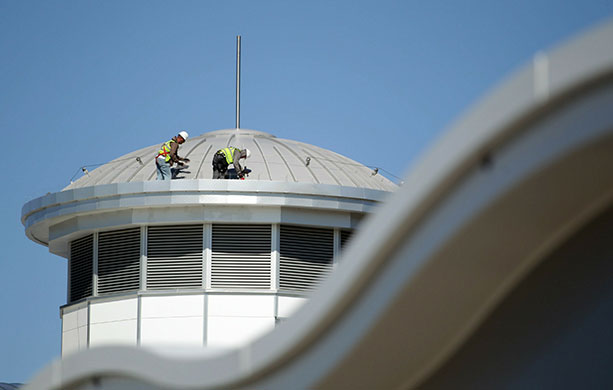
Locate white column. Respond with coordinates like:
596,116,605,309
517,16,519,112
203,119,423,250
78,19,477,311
271,224,280,291
204,223,212,289
140,226,147,291
93,232,99,296
333,228,341,269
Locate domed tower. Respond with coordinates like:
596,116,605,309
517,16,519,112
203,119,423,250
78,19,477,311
22,128,396,356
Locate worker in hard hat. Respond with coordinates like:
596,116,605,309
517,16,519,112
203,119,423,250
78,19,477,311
155,131,190,180
212,147,251,179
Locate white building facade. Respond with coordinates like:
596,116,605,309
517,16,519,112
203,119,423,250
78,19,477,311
22,129,396,356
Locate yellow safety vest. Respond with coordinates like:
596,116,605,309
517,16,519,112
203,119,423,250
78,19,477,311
157,139,176,162
219,147,238,164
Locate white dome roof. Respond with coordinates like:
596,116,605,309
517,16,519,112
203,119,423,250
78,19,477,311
65,128,397,191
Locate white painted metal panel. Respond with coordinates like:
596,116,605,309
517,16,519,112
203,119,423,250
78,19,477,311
207,295,275,317
63,307,88,332
280,209,351,228
140,317,204,346
90,299,137,324
62,329,80,356
141,295,204,318
62,310,79,332
277,296,307,318
77,307,88,329
62,325,88,357
207,317,275,348
89,320,137,347
78,326,87,352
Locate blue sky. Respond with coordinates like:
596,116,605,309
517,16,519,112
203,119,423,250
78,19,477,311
1,0,611,383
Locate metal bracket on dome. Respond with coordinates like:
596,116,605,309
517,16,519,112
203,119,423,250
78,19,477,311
135,157,144,166
372,168,379,176
305,157,311,167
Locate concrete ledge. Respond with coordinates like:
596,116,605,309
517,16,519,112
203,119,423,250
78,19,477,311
22,180,391,252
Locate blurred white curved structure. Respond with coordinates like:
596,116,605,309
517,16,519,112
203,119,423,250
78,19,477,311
25,20,613,390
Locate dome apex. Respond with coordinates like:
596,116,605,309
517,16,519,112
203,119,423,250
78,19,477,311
201,128,276,138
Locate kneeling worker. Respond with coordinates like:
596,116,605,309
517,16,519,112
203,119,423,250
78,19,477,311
212,147,251,179
155,131,190,180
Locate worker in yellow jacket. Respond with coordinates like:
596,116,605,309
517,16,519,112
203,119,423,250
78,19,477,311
155,131,190,180
212,147,251,179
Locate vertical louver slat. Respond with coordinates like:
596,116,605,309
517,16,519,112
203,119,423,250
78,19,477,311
69,235,93,302
340,229,353,250
211,224,272,289
147,225,203,289
98,228,141,294
279,225,334,292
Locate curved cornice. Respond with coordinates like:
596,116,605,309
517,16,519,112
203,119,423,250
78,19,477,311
22,180,392,252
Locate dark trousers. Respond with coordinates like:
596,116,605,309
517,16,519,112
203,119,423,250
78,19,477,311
212,154,229,179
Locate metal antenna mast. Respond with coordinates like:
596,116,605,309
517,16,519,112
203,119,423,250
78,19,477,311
235,35,241,129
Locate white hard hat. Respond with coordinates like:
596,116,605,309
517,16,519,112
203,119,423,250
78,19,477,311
244,148,251,159
178,131,189,140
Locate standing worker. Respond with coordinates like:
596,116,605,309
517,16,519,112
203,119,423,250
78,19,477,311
212,147,251,179
155,131,190,180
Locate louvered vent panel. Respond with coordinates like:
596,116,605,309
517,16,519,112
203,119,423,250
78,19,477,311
147,225,203,289
340,229,353,250
98,228,141,294
211,224,272,289
69,235,93,302
279,225,334,292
